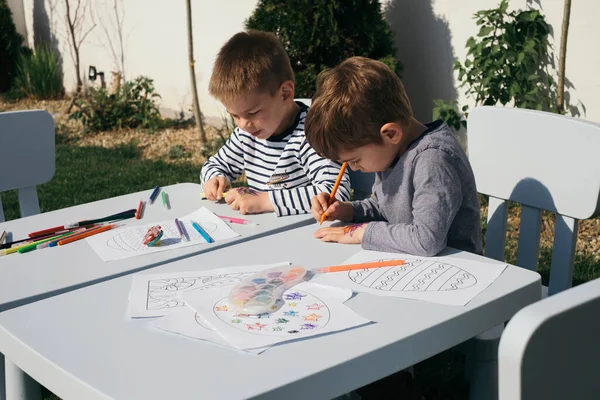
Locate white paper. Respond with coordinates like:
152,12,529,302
87,207,240,261
184,282,369,350
127,262,292,318
151,305,269,354
312,250,507,306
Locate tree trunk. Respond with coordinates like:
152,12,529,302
65,0,82,92
185,0,206,142
556,0,571,114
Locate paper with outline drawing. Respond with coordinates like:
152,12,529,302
183,282,369,351
312,250,507,306
151,305,269,354
87,207,240,261
127,262,292,318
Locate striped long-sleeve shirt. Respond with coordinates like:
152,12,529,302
200,103,351,216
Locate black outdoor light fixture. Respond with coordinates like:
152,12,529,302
88,65,97,81
88,65,105,87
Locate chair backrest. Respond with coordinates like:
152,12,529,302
498,277,600,400
295,98,376,200
468,106,600,295
0,110,55,221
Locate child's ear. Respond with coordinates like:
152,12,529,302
280,80,295,102
380,122,403,144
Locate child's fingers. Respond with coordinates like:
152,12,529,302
324,202,341,220
317,193,330,212
310,197,324,221
314,227,334,239
224,190,235,205
204,181,217,201
216,178,228,200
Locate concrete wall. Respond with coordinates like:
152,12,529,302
7,0,600,124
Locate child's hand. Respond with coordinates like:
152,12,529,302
311,193,354,222
314,223,367,244
225,187,274,215
203,176,231,201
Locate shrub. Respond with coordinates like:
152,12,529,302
0,0,25,92
14,45,64,99
69,76,162,133
245,0,402,97
433,0,555,128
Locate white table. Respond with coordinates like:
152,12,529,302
0,224,541,400
0,183,314,312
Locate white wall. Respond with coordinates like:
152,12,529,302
383,0,599,123
8,0,600,124
13,0,258,124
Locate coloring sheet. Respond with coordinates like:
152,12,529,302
184,282,369,351
87,207,240,261
151,305,269,354
313,250,507,306
127,262,291,318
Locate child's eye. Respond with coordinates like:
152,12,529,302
247,110,260,116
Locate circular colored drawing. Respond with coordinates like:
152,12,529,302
348,258,477,292
213,290,330,337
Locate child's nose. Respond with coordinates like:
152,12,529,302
240,118,253,131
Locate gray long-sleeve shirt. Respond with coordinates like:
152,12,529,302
352,120,482,256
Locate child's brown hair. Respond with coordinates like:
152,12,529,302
305,56,413,160
209,30,294,102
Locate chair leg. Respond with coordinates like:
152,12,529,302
465,324,503,400
1,352,5,400
4,358,41,400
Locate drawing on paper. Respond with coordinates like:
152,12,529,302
209,290,331,337
348,258,477,292
107,222,218,251
146,273,253,311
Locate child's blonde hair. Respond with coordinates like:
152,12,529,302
209,30,294,102
305,56,413,160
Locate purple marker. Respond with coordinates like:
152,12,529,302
174,218,189,242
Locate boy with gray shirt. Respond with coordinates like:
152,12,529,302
305,56,482,257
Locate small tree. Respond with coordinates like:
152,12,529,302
246,0,402,97
185,0,206,142
64,0,95,92
455,0,555,111
433,0,556,129
556,0,571,114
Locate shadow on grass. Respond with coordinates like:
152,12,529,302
1,142,203,221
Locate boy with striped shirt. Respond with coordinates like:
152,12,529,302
201,30,350,216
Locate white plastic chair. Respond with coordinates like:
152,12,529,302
0,110,55,222
465,106,600,399
498,277,600,400
0,109,54,400
296,98,375,200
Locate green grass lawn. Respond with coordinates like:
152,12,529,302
1,141,201,221
2,141,599,400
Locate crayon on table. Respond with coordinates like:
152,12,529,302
174,218,188,242
136,201,145,219
191,221,214,243
162,191,169,210
316,259,406,273
57,224,115,246
217,215,258,226
149,186,160,204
